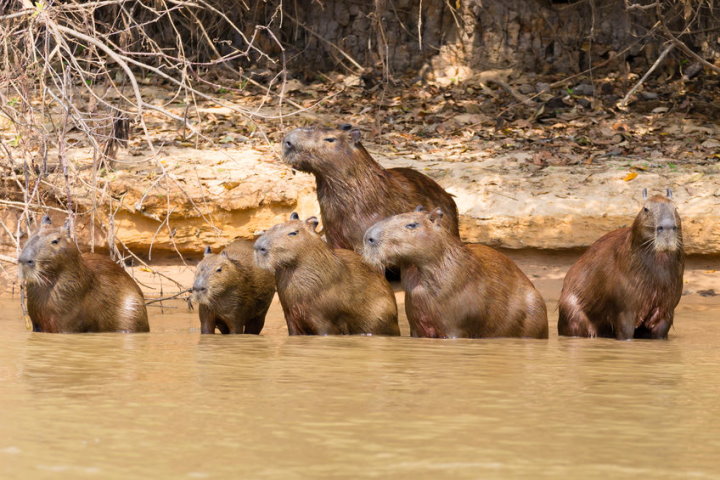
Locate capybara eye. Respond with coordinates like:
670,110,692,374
51,239,59,245
288,230,299,236
643,207,649,212
324,138,336,143
405,223,418,229
216,267,222,273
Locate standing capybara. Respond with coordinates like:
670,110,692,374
363,207,548,339
192,240,276,334
18,216,149,333
253,213,400,336
281,124,459,252
558,189,684,340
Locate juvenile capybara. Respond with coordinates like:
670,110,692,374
363,207,548,339
558,189,684,340
192,240,276,334
254,213,400,336
281,124,459,252
18,216,149,333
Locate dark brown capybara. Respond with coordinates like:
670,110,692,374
18,215,149,333
253,213,400,336
363,207,548,339
558,189,684,340
192,240,276,334
281,124,459,252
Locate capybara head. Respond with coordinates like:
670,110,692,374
281,125,363,174
18,216,76,285
254,213,321,272
635,188,682,252
363,207,446,269
192,246,239,305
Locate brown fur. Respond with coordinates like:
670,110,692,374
254,215,399,336
192,240,276,334
18,218,149,333
558,193,684,340
282,125,459,252
363,209,548,339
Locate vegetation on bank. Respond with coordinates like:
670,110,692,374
0,0,718,266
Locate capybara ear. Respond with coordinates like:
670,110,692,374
642,188,648,200
305,216,319,232
666,188,673,199
429,208,444,224
350,128,362,145
290,212,300,221
220,250,228,258
41,214,52,226
414,205,426,212
204,246,212,256
338,123,352,131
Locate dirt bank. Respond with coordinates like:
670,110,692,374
2,76,719,256
7,142,716,256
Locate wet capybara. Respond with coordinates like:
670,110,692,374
281,125,459,252
254,213,400,336
192,240,276,334
363,207,548,339
558,189,684,340
18,216,149,333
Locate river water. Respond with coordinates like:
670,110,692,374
1,254,719,479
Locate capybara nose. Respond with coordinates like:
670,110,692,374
19,257,34,267
364,226,381,246
192,286,206,293
254,239,269,255
657,220,677,233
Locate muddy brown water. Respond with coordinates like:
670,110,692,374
1,251,719,479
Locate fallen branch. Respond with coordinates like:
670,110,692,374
620,42,675,107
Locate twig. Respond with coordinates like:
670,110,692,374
620,42,675,107
0,254,18,264
145,288,191,306
660,23,720,75
284,11,364,72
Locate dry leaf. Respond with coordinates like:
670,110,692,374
622,172,638,181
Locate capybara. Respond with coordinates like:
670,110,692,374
281,125,459,252
254,213,400,336
192,240,276,334
558,189,684,340
18,216,149,333
363,207,548,339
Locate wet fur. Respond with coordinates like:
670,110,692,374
19,224,148,333
558,194,684,340
193,240,275,334
282,126,459,251
254,219,399,336
363,211,548,339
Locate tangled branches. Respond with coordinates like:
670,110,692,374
0,0,298,263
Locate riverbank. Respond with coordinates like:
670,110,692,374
2,142,718,257
1,77,719,256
